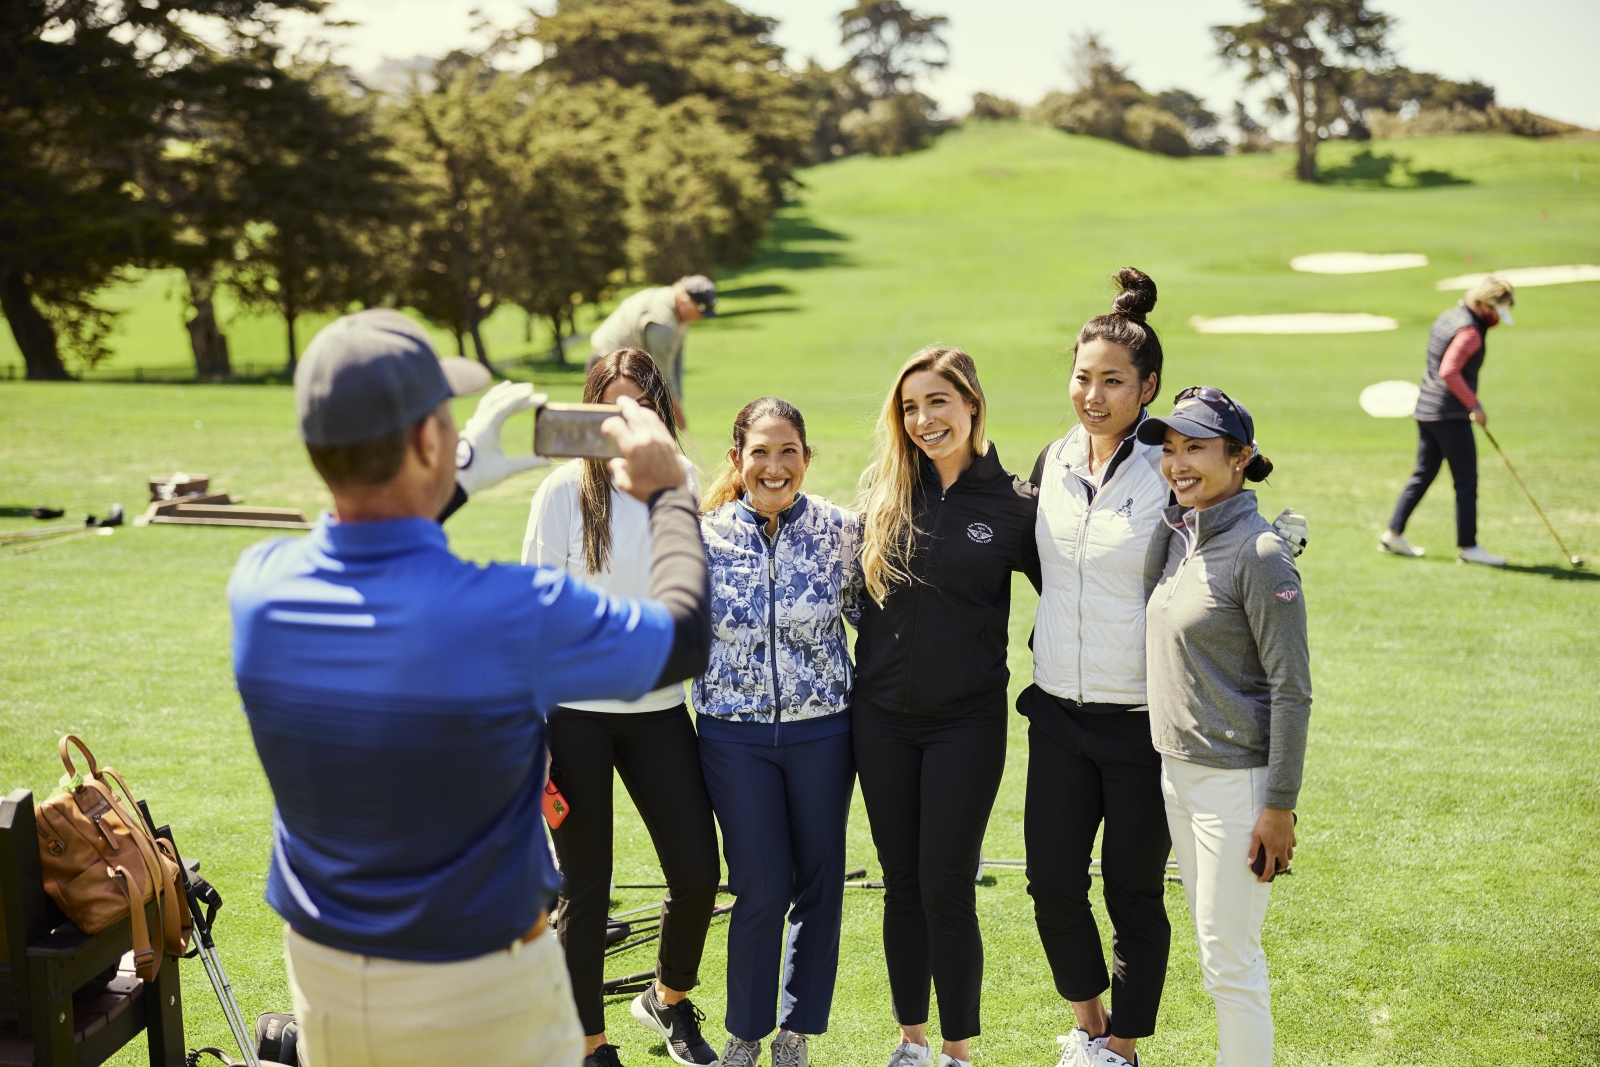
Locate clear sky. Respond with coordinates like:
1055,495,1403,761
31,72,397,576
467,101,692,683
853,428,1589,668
296,0,1600,129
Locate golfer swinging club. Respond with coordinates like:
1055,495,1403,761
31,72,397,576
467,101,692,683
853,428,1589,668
588,276,718,429
229,309,710,1067
1381,276,1515,566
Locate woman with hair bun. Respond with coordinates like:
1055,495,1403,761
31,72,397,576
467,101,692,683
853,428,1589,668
852,345,1041,1067
1137,387,1311,1067
1026,271,1307,1067
523,348,721,1067
694,397,862,1067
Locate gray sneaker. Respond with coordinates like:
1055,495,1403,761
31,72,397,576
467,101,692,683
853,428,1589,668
771,1032,809,1067
722,1036,763,1067
886,1041,932,1067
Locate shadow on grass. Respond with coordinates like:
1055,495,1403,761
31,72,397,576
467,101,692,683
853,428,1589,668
1502,562,1597,581
1319,149,1470,189
732,211,853,275
717,283,793,300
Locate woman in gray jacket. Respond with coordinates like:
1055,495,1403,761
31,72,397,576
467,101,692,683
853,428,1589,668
1137,387,1311,1067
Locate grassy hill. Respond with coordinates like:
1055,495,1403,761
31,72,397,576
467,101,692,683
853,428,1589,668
3,125,1598,1066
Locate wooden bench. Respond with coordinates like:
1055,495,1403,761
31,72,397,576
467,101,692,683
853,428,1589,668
0,789,185,1066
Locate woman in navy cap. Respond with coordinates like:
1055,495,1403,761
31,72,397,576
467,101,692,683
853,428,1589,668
1136,388,1313,1067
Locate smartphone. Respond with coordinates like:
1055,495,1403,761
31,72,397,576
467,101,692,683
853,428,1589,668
534,403,622,459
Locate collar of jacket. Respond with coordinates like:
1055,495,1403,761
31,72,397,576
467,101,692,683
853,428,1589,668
1457,300,1490,330
1062,409,1149,486
309,511,447,560
1162,489,1259,547
920,443,1005,493
734,492,809,528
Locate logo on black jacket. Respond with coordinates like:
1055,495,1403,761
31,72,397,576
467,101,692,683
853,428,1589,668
966,522,994,543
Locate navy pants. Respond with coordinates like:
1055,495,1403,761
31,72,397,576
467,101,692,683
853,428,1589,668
1390,418,1478,547
699,728,856,1041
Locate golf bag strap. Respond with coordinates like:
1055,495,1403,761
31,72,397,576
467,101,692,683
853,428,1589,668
111,863,162,980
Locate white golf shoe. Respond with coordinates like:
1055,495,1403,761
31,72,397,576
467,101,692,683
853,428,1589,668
1458,545,1506,567
1054,1030,1108,1067
1378,531,1425,557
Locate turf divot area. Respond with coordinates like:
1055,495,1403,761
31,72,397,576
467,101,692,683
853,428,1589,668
3,127,1598,1067
1291,252,1428,273
1189,313,1398,334
1436,264,1600,289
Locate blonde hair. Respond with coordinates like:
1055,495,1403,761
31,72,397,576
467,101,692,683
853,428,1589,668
1464,275,1515,308
856,345,988,604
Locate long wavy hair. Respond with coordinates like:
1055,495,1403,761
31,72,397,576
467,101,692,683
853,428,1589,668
856,345,988,604
700,396,811,514
580,348,679,574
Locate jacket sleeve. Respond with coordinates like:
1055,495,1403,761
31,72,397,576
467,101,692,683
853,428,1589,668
1235,532,1312,809
1439,327,1484,409
1144,519,1174,603
840,510,866,628
1013,480,1042,593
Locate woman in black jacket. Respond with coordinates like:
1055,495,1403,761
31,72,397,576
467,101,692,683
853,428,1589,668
853,345,1040,1067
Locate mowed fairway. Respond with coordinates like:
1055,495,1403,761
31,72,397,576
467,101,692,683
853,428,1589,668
3,124,1598,1066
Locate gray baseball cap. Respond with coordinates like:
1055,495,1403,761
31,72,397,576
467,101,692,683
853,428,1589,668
679,275,718,317
295,309,491,446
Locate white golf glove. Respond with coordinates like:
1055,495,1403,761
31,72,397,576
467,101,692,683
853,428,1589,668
1272,508,1308,558
455,381,550,496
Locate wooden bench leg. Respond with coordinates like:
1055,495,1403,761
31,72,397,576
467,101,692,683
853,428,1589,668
146,956,187,1067
29,957,75,1067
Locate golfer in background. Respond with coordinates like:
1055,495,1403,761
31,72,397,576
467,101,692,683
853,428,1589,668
589,276,718,429
1139,387,1311,1067
1381,276,1515,567
229,309,710,1067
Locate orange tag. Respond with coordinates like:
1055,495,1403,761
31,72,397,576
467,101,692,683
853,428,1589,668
542,780,570,829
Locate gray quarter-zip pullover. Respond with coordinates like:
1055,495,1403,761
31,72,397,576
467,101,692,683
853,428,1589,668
1143,490,1312,809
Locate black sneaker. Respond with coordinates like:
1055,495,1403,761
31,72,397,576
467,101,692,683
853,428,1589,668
630,987,719,1066
584,1045,625,1067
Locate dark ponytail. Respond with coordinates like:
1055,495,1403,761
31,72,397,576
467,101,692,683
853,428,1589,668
1072,267,1163,399
1225,436,1274,482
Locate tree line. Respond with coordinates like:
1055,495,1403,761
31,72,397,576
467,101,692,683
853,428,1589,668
2,0,951,380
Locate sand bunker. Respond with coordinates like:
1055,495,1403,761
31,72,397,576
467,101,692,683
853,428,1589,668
1291,252,1428,274
1360,380,1421,418
1436,264,1600,290
1188,313,1398,334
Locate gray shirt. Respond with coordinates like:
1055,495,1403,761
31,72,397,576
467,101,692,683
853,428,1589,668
1143,490,1312,809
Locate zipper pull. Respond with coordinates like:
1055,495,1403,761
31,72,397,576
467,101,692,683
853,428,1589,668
769,556,776,580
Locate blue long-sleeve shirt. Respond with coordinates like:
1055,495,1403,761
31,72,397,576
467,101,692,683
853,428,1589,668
229,513,672,961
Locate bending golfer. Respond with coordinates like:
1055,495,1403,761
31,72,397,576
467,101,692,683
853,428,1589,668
1381,276,1515,566
1026,270,1307,1067
1139,387,1312,1067
695,397,862,1067
589,277,719,429
229,310,709,1067
853,346,1040,1067
524,348,720,1067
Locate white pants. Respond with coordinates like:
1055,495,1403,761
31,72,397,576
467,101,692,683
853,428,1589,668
1160,757,1274,1067
285,926,584,1067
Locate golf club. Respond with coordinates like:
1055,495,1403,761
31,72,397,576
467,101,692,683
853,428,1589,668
1481,427,1584,567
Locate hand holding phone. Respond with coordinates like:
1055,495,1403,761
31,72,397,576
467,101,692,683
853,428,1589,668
534,403,623,459
1248,808,1297,883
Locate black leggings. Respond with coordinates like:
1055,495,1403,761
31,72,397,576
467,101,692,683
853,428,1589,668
547,705,721,1036
853,703,1008,1042
1018,686,1171,1039
1390,418,1478,548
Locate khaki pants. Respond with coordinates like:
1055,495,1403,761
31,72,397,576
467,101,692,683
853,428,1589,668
285,926,584,1067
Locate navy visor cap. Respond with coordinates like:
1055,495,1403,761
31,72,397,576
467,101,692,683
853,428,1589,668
680,275,718,317
1136,386,1255,448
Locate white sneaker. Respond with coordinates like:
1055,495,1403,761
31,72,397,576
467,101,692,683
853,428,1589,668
1458,545,1506,567
885,1042,932,1067
1054,1030,1106,1067
1090,1047,1136,1067
936,1056,971,1067
1379,531,1425,557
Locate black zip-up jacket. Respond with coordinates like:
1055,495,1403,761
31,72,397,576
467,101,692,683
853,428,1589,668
853,446,1041,718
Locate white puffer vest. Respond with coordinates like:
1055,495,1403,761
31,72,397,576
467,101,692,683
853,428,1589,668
1033,425,1170,705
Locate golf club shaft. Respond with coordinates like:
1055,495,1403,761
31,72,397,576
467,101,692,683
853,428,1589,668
0,522,82,544
1483,428,1578,560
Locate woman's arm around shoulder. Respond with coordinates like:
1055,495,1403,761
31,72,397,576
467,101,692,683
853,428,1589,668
1235,528,1312,811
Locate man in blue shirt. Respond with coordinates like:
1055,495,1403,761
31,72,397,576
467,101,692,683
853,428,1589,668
229,309,709,1067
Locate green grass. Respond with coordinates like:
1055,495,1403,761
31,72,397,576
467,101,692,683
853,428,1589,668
3,125,1599,1066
